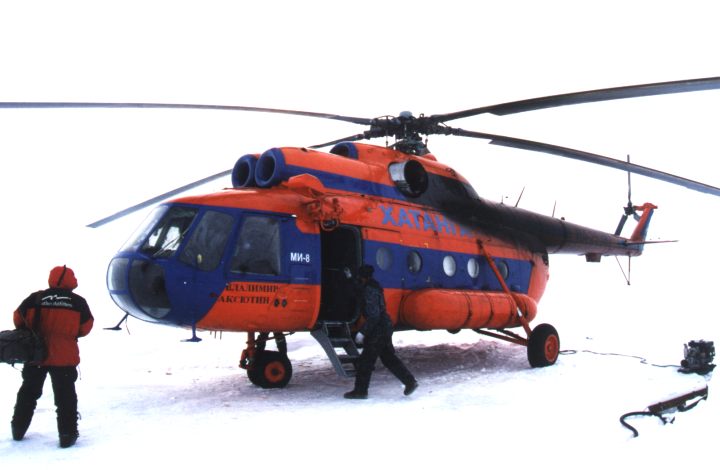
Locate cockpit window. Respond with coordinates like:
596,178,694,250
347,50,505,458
179,210,235,271
139,206,199,258
230,215,281,275
120,205,169,253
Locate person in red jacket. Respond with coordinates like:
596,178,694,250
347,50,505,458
10,265,94,448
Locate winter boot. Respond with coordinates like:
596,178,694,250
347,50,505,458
344,372,370,399
404,380,419,396
57,412,79,448
59,431,79,448
11,421,29,441
10,413,32,441
343,389,369,399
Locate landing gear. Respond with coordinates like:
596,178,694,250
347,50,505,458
248,350,293,388
474,239,560,368
474,322,560,368
240,332,293,389
527,323,560,367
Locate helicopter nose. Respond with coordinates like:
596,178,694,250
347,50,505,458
108,257,172,322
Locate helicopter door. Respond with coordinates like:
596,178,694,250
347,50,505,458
319,226,361,322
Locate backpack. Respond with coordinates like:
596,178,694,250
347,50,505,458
0,328,47,364
0,294,47,365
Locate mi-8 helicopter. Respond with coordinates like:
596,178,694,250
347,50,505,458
2,76,719,388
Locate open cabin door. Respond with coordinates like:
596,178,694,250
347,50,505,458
318,225,362,323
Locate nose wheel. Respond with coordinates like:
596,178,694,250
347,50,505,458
240,332,293,388
248,350,293,388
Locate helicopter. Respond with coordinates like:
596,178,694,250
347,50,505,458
2,76,719,389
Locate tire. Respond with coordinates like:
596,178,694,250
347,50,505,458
247,350,293,388
527,323,560,368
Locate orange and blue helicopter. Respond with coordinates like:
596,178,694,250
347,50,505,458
3,77,719,388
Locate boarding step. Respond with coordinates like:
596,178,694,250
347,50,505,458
311,321,362,378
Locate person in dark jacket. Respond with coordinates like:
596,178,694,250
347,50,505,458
344,264,418,399
10,265,94,448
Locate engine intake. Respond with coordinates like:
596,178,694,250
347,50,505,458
255,148,287,188
232,154,259,188
389,159,429,197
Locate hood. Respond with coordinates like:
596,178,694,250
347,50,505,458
48,265,78,290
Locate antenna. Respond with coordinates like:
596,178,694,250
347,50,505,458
515,186,526,207
614,255,632,285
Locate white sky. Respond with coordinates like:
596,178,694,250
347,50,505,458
0,0,719,325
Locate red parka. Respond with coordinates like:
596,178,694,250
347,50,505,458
13,266,94,366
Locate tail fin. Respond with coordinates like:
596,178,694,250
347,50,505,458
629,202,658,247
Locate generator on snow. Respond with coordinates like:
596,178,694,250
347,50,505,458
679,340,715,375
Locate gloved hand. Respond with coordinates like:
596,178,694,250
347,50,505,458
343,267,352,279
355,332,364,345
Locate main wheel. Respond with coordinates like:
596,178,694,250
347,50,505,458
247,350,293,388
527,323,560,368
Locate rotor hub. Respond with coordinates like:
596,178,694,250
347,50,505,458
366,112,447,155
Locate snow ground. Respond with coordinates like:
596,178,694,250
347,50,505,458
1,315,715,469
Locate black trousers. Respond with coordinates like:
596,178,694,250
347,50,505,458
354,330,415,392
13,365,79,434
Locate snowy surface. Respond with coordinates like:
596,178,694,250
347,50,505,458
1,1,719,468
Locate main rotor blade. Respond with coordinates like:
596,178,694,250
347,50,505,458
449,127,720,197
0,102,373,126
87,169,231,228
309,133,369,149
435,76,720,122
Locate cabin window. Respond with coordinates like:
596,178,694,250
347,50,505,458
139,205,199,259
496,260,509,279
179,210,235,271
375,246,392,271
467,258,480,278
407,251,422,273
443,255,456,277
230,215,281,275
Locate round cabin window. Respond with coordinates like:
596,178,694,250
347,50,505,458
443,255,456,277
497,260,509,279
407,251,423,273
467,258,480,278
376,247,393,271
